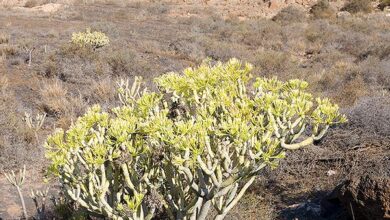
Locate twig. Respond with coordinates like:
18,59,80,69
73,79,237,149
5,165,27,219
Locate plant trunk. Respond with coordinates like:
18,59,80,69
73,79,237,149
16,186,28,219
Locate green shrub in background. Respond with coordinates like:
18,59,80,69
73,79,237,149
45,59,346,220
71,28,109,49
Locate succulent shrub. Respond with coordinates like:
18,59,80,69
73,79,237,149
45,59,346,220
71,28,109,49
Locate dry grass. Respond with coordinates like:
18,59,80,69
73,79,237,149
272,6,307,24
0,1,389,219
24,0,53,8
89,77,116,104
55,94,87,129
253,50,296,76
347,94,390,136
342,0,373,13
106,47,137,76
0,75,9,95
0,33,9,44
39,80,69,117
0,75,45,171
41,59,58,78
0,44,17,57
310,0,336,19
379,0,390,10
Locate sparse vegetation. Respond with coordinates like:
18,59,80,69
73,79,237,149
272,6,307,24
379,0,390,10
0,0,389,219
39,80,69,117
342,0,373,13
0,33,9,44
310,0,336,19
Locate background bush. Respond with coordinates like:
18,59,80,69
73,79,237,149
310,0,336,19
342,0,373,13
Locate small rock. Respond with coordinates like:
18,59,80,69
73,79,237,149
337,11,351,19
268,0,283,10
338,174,390,220
327,170,337,176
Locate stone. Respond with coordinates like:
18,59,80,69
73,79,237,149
336,11,351,19
337,174,390,220
269,0,283,10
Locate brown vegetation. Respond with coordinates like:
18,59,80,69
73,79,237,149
0,0,389,219
342,0,374,13
310,0,336,19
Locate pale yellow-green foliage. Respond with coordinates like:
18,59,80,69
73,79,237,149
45,59,346,220
71,28,109,49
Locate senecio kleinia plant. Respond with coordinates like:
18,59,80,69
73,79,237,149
45,59,346,220
71,28,109,49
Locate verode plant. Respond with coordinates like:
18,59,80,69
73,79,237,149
45,59,346,220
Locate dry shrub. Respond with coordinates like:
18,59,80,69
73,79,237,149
144,2,170,15
204,39,248,62
358,56,390,88
24,0,39,8
56,94,87,129
137,40,165,54
55,43,111,82
90,22,119,38
107,48,137,76
41,59,58,78
0,75,9,95
313,58,376,106
240,19,283,49
272,6,307,25
334,30,370,57
89,77,116,104
342,0,373,13
0,44,17,57
40,80,69,117
0,78,43,170
169,38,205,62
338,16,378,34
24,0,51,8
310,50,350,70
334,75,368,106
310,0,336,19
253,50,296,76
0,33,9,44
347,95,390,136
305,25,324,43
59,43,97,60
358,41,390,61
378,0,390,10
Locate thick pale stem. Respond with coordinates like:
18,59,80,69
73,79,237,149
281,136,314,150
214,176,256,220
197,199,212,220
281,125,329,150
16,186,28,219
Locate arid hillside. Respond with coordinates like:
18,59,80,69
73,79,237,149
0,0,389,219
